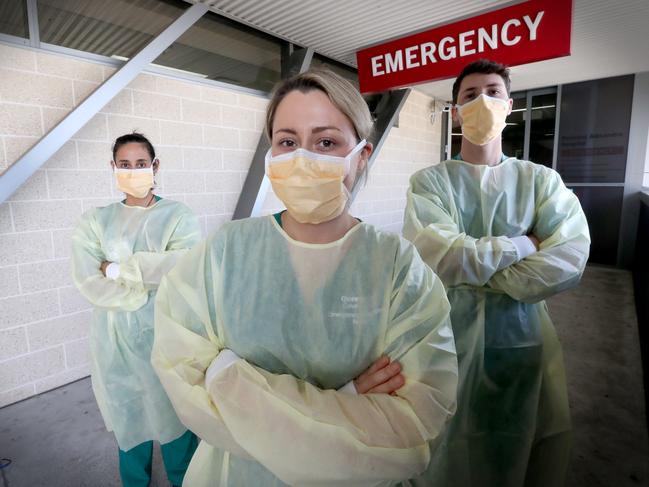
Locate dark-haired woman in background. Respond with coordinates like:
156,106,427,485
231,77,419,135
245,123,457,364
70,133,202,487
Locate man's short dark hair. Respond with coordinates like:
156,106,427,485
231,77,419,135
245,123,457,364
452,59,511,104
112,132,156,161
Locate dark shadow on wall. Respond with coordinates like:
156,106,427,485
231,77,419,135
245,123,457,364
633,193,649,431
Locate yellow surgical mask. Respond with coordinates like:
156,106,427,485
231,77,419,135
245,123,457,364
265,140,366,224
114,167,155,198
457,94,509,146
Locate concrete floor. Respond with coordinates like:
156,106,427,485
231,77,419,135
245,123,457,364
549,266,649,487
0,265,647,486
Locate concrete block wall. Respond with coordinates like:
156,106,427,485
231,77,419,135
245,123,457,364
0,42,441,407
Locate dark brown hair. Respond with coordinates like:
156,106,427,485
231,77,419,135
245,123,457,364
112,132,156,161
452,59,511,104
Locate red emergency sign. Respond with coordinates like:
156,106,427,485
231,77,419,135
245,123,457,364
356,0,572,93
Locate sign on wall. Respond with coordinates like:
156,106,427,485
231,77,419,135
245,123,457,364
356,0,573,94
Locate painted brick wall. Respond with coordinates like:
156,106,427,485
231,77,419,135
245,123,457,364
0,42,441,407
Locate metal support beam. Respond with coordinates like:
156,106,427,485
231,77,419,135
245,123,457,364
552,84,562,170
0,2,208,204
283,45,314,78
26,0,40,48
232,47,314,220
523,90,532,160
350,88,410,201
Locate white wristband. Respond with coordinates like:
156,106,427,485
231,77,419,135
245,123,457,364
511,236,537,261
337,380,358,395
205,349,241,386
105,262,120,280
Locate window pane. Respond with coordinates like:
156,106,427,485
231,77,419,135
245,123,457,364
0,0,28,38
502,95,526,160
529,91,557,168
153,11,282,92
38,0,186,58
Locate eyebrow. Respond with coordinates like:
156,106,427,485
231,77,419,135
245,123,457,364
461,83,504,94
313,126,342,134
117,158,149,163
274,128,297,135
274,126,343,135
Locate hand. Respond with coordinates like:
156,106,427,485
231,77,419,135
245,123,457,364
100,261,112,276
354,355,405,395
527,234,541,251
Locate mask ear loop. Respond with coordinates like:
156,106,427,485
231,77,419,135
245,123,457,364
345,139,367,175
264,148,273,176
343,140,368,213
152,159,159,190
342,183,354,214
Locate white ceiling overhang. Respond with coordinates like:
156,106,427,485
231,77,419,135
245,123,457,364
189,0,649,99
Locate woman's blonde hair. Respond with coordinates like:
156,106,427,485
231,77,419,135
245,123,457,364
265,68,373,144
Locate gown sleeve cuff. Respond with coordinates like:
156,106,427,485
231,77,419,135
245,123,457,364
206,349,242,386
105,262,120,280
337,380,358,395
511,236,537,261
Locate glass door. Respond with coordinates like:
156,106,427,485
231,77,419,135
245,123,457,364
528,89,559,168
502,93,527,160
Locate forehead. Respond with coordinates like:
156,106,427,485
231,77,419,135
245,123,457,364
273,89,355,133
115,142,151,159
458,73,507,93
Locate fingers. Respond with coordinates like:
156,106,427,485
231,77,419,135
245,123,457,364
364,355,390,377
368,374,405,395
353,356,390,394
356,360,402,393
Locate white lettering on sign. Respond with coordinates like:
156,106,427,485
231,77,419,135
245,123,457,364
439,36,456,60
524,11,544,40
459,30,476,56
478,24,499,51
501,18,522,46
385,51,403,73
371,56,384,76
405,45,420,68
421,42,437,65
370,10,545,77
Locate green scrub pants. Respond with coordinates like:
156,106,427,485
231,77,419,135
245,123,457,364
118,430,198,487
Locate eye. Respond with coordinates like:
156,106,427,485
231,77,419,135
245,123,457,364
136,162,147,168
278,139,296,148
119,162,129,169
316,138,337,151
489,88,500,96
